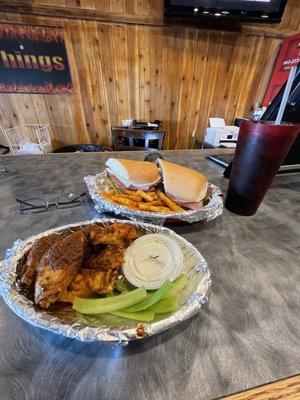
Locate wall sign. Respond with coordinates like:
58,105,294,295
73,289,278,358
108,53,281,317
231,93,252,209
0,24,72,94
263,33,300,106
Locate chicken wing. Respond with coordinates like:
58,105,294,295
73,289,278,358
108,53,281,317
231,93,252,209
35,231,87,309
88,222,139,247
20,233,63,288
59,269,116,304
84,246,125,271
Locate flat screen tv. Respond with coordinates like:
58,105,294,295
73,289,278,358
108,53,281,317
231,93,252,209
164,0,288,23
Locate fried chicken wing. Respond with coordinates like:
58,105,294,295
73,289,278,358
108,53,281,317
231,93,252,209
20,233,63,288
59,269,116,304
88,222,139,247
84,246,125,271
35,231,87,309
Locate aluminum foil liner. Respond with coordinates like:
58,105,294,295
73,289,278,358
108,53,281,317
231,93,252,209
0,219,211,344
84,171,223,225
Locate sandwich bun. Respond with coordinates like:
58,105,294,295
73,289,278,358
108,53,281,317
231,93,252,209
156,159,208,204
105,158,161,189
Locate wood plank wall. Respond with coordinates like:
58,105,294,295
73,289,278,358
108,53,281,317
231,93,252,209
0,0,299,149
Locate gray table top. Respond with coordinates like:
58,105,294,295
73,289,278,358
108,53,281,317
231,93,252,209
0,150,299,400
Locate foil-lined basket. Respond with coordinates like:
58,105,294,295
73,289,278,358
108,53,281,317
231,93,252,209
0,219,211,344
84,171,223,225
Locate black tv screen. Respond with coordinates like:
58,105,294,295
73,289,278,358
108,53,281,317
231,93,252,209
165,0,288,22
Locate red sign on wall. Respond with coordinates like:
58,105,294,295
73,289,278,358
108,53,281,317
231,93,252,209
263,33,300,106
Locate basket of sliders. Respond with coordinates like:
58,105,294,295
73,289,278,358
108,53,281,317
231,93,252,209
0,219,211,342
84,158,223,224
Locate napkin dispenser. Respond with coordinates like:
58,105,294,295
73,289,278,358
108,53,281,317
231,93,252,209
204,118,239,147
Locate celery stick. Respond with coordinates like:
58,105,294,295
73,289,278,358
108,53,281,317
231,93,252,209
110,310,155,322
114,279,130,293
73,287,147,314
123,280,172,312
149,296,179,314
166,274,188,297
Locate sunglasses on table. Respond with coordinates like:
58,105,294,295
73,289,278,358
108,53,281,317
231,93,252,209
16,192,87,214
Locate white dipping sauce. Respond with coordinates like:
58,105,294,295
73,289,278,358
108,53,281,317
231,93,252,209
123,234,184,290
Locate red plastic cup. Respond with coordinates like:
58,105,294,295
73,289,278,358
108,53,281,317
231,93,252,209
225,121,300,216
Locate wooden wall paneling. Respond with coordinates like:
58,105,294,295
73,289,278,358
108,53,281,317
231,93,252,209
4,11,23,22
94,0,110,12
196,31,223,142
35,14,85,147
5,3,42,130
137,25,151,121
0,12,43,143
109,0,125,14
124,0,136,15
185,29,209,147
150,0,163,17
1,0,299,37
136,0,151,16
244,37,281,115
61,19,91,145
29,94,51,126
64,0,77,8
36,0,66,7
224,35,254,124
96,23,119,131
159,27,175,149
0,4,164,27
84,20,111,146
202,33,231,130
67,20,98,145
1,1,297,149
255,39,281,106
149,27,163,123
19,13,75,148
8,94,39,129
208,33,240,124
126,24,139,118
0,95,16,146
112,24,131,124
78,0,95,9
167,28,185,149
174,27,199,149
82,20,111,146
247,0,300,37
42,93,74,147
234,36,264,117
0,94,24,135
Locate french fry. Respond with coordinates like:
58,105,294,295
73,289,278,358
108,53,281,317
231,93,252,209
120,194,143,202
149,200,164,206
102,187,183,214
123,188,137,195
157,191,184,212
110,195,137,207
126,204,140,210
138,203,171,213
101,190,113,200
148,192,157,199
136,190,154,202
